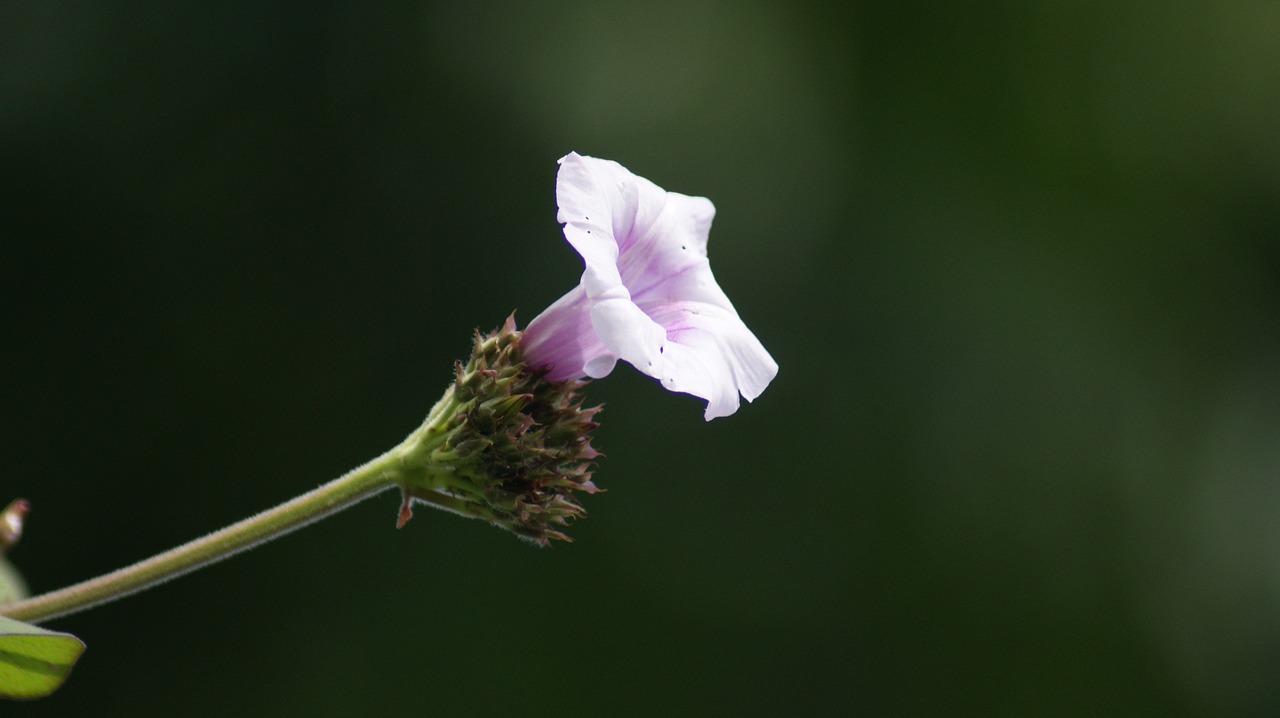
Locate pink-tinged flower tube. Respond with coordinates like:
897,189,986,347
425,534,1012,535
522,152,778,421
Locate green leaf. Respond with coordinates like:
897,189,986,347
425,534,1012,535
0,615,85,700
0,558,29,605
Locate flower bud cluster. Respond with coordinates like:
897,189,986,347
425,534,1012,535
395,317,602,545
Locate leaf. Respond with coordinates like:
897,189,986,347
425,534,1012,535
0,615,85,700
0,558,29,605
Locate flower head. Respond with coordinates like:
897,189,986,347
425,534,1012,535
522,152,778,420
395,318,601,546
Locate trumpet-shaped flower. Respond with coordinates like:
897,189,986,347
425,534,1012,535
522,152,778,420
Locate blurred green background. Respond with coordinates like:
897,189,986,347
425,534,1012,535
3,1,1279,715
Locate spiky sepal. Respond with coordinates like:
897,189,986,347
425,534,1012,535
392,317,602,546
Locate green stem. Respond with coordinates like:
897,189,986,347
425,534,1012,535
0,448,406,624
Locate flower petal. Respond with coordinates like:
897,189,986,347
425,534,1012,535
521,286,619,382
618,192,716,298
588,282,667,380
640,298,779,420
556,152,670,267
555,152,670,376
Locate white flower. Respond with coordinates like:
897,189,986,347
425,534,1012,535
522,152,778,420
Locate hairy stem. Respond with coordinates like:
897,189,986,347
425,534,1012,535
0,449,405,624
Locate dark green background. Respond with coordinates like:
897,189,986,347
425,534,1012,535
4,1,1279,715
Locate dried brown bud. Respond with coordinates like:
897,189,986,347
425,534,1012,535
393,318,602,546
